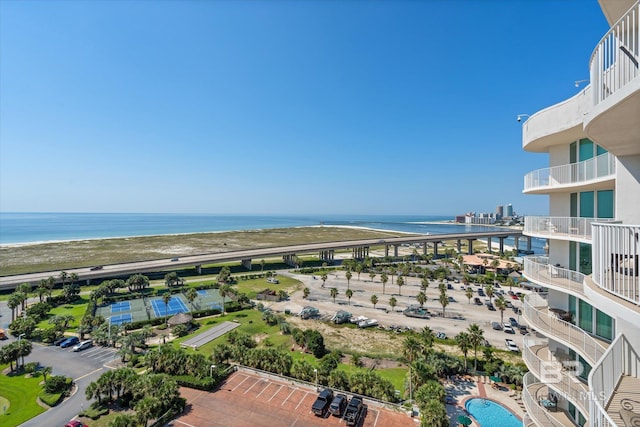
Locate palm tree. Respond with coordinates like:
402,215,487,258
303,287,310,299
439,289,449,318
485,283,495,305
389,296,397,312
416,291,427,308
219,284,230,314
370,294,378,309
495,295,507,325
46,276,55,299
389,266,396,285
330,288,338,303
355,263,363,281
37,280,48,303
397,275,404,295
162,293,171,324
506,276,515,291
369,271,376,282
491,258,500,272
69,272,79,286
345,289,353,306
380,273,388,295
186,287,198,309
321,273,328,288
465,287,474,304
260,259,266,271
468,323,484,372
41,366,52,382
345,270,352,289
403,335,422,401
420,326,435,353
420,276,429,292
59,271,68,288
455,332,471,372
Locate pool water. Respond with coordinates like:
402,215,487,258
465,398,521,427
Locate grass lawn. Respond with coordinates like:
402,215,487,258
234,275,301,299
0,365,46,425
36,296,91,331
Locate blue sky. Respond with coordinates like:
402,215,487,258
0,0,609,216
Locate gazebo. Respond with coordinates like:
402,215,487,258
167,312,193,327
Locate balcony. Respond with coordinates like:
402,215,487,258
585,1,640,155
522,293,608,366
523,256,585,296
523,372,579,427
523,333,589,415
589,334,640,427
524,216,618,243
523,152,615,194
592,223,640,305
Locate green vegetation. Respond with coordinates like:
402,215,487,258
0,365,47,425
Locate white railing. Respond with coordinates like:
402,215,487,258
523,372,568,427
588,334,640,427
523,256,585,294
524,152,615,192
523,333,589,415
524,217,618,241
590,1,640,106
592,223,640,305
523,293,607,366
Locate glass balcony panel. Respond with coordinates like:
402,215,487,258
523,152,615,193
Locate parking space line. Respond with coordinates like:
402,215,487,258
231,375,250,391
295,391,310,410
243,378,264,395
372,408,380,427
268,384,283,402
74,367,102,381
281,388,296,406
256,381,272,398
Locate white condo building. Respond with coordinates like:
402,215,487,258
519,1,639,427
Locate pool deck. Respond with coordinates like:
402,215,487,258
445,375,525,427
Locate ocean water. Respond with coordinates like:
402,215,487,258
0,212,544,253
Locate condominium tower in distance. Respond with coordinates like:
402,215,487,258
519,1,639,427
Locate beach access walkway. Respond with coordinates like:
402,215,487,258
181,320,240,349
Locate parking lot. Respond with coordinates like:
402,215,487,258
168,370,416,427
54,342,119,364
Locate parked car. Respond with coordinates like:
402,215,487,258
447,283,453,290
53,336,67,346
509,317,519,327
447,296,456,302
65,420,87,427
519,325,529,334
505,338,520,352
491,321,502,330
474,297,482,305
329,393,347,417
445,395,456,404
511,294,519,300
60,336,79,348
503,323,515,334
436,332,447,339
311,389,334,416
171,257,179,261
487,303,495,311
73,340,93,352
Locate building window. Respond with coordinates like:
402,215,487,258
579,139,594,161
579,191,594,217
568,295,577,323
596,309,614,341
579,243,592,275
578,299,593,333
597,190,614,218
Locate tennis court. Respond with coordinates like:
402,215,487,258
150,296,190,317
110,301,131,313
110,313,133,326
191,288,222,311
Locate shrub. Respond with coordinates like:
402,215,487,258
80,402,109,420
173,375,217,391
39,391,63,407
172,324,188,337
44,375,72,394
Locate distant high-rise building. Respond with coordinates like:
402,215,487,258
504,204,513,218
496,205,504,219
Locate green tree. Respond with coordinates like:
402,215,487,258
303,287,310,299
345,289,353,305
416,291,427,308
380,272,388,294
495,295,508,325
389,296,397,312
321,273,328,288
485,284,495,305
465,286,474,304
370,294,378,309
186,287,198,309
219,284,231,314
345,270,352,289
455,332,471,372
468,323,484,372
330,287,338,304
421,276,429,292
260,259,266,271
162,293,172,325
439,289,448,318
369,271,376,282
397,275,404,295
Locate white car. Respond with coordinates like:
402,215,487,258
503,323,515,334
73,340,93,352
505,339,520,352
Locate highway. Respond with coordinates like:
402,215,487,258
0,230,523,290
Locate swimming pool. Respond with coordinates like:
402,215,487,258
465,398,521,427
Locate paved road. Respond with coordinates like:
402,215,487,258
1,230,522,290
15,334,119,427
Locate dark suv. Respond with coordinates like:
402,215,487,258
329,393,347,417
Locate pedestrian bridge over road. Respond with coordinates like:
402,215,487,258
0,229,526,291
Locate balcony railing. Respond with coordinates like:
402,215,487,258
589,334,640,427
523,372,569,427
592,223,640,305
524,217,617,242
523,152,615,193
523,293,607,366
590,1,640,106
523,333,589,415
523,256,585,295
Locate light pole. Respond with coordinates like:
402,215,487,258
17,333,25,369
313,368,318,391
210,364,217,377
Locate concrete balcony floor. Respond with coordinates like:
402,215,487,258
606,375,640,427
524,266,585,296
525,382,579,427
